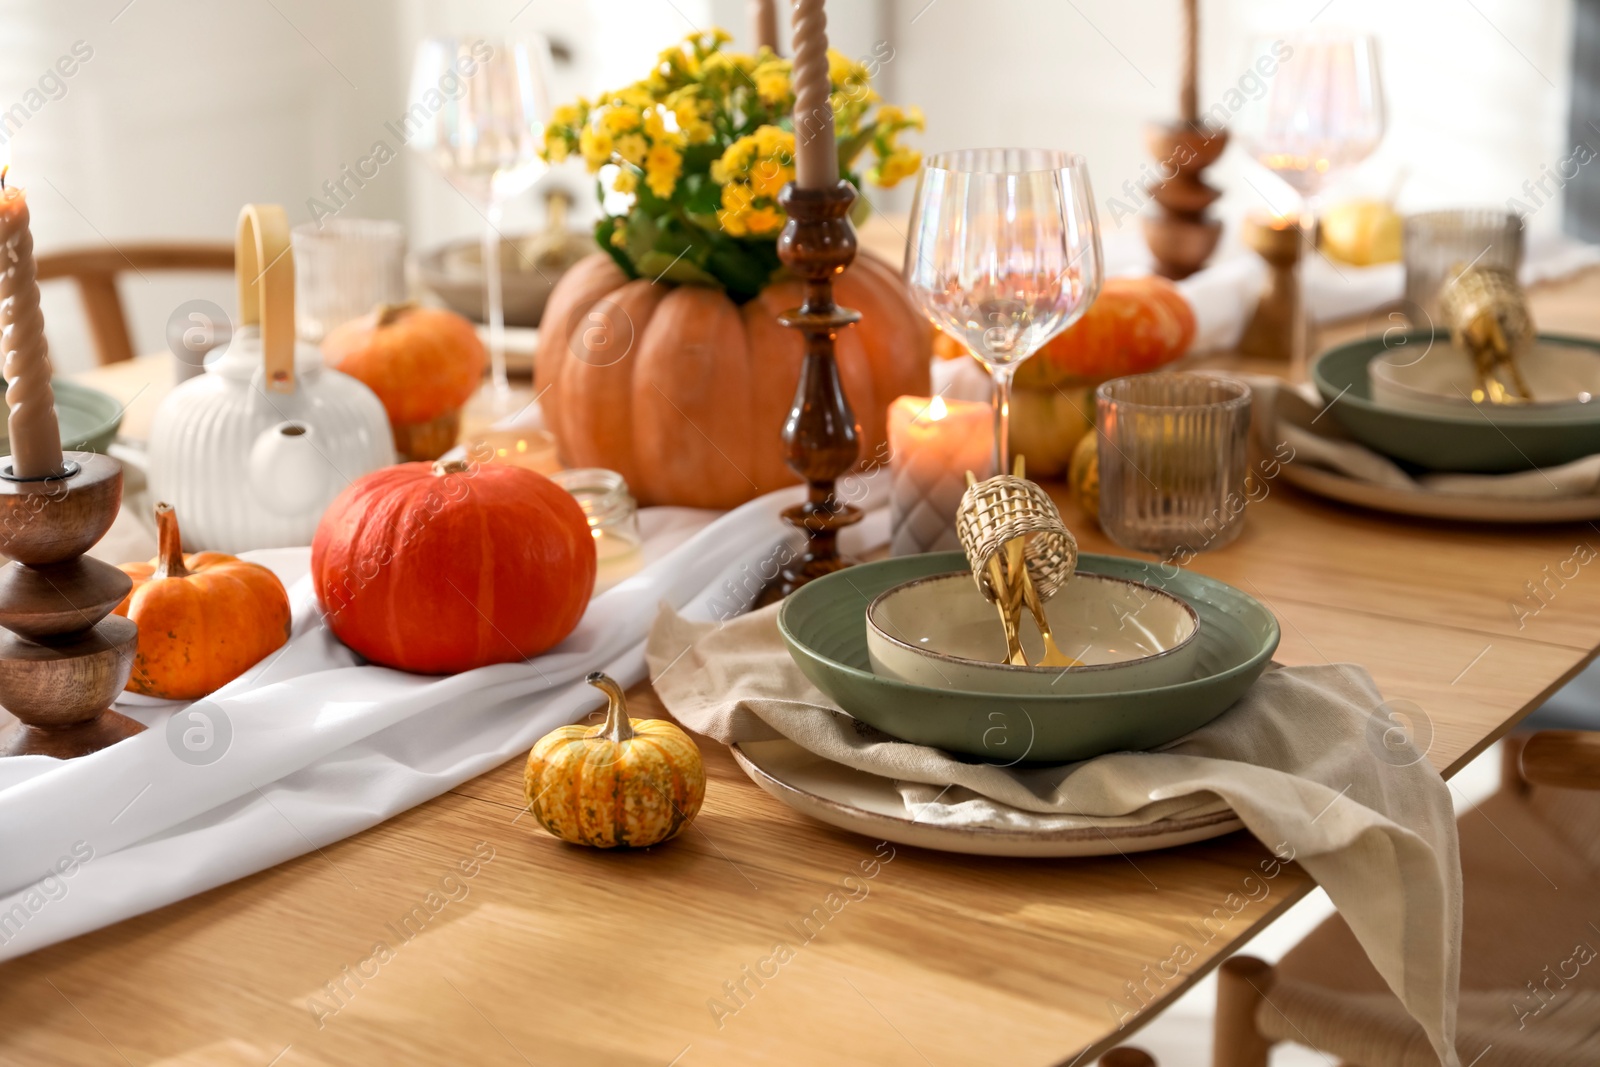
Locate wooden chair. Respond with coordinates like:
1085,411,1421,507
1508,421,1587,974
37,243,234,365
1212,730,1600,1067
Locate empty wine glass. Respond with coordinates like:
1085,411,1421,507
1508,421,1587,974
1235,32,1385,369
905,149,1104,473
408,36,552,405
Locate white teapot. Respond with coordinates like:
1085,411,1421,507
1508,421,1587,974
147,204,394,552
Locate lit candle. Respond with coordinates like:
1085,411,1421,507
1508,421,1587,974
752,0,779,52
790,0,837,189
888,394,995,556
0,166,64,480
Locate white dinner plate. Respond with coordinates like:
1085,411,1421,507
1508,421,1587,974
1278,461,1600,523
731,738,1244,858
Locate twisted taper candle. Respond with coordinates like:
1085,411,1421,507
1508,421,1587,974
791,0,837,190
0,182,64,480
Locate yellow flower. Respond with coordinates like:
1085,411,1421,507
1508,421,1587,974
672,98,713,144
751,158,792,199
744,206,783,235
579,125,614,170
601,106,641,134
827,48,867,87
870,146,922,188
614,133,648,167
613,168,639,194
610,220,628,248
550,103,583,128
542,129,570,163
645,142,682,199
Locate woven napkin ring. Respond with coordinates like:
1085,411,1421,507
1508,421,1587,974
956,474,1078,603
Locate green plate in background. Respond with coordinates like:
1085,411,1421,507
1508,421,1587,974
1312,331,1600,473
0,380,123,455
777,551,1279,764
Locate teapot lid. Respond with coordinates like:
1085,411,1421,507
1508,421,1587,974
236,204,297,396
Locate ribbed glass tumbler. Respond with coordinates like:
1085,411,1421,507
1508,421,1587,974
1095,374,1253,557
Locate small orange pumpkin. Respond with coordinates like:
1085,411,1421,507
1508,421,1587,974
323,304,488,461
115,503,293,699
934,276,1196,387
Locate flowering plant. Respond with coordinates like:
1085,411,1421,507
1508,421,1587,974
541,30,923,301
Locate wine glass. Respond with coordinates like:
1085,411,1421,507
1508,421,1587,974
408,36,552,405
1235,32,1385,369
905,149,1104,473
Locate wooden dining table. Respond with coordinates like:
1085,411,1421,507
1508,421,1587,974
5,266,1600,1066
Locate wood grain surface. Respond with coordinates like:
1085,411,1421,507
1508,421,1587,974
9,258,1598,1066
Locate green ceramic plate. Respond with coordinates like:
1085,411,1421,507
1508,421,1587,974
1312,331,1600,473
0,379,123,455
777,552,1280,764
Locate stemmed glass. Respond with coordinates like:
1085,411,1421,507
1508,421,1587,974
1235,32,1385,370
905,149,1104,473
408,36,552,406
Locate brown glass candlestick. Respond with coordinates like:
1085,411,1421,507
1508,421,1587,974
0,452,141,758
758,180,863,605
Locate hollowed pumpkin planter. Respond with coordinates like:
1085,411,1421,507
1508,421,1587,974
534,252,932,509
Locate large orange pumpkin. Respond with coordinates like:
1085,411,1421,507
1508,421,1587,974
116,503,293,699
535,252,932,509
311,459,596,674
934,276,1196,388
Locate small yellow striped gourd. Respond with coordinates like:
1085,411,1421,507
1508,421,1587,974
524,672,706,848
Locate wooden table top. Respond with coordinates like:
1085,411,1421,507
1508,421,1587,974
8,267,1600,1066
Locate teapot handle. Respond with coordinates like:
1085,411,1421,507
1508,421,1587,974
235,204,295,395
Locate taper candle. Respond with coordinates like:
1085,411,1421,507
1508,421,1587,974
1180,0,1199,124
752,0,779,52
888,394,995,556
0,168,64,480
790,0,837,189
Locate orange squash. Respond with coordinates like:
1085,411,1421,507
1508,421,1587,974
311,459,595,675
535,252,932,509
323,304,488,461
115,503,292,699
934,276,1195,388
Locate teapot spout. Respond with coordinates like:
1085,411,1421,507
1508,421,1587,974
248,421,331,518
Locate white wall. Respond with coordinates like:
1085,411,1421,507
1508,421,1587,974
0,0,1580,372
895,0,1577,243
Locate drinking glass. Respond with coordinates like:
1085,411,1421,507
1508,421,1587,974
1403,209,1524,328
1235,32,1385,371
291,219,406,344
905,149,1104,472
407,36,551,405
1096,374,1253,557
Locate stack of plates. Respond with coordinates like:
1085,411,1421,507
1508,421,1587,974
1312,330,1600,473
733,551,1281,856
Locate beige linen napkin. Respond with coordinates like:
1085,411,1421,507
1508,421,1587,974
647,603,1465,1067
1248,375,1600,500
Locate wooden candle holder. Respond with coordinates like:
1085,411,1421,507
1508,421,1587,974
0,452,140,758
1237,215,1303,362
758,180,863,605
1141,122,1228,280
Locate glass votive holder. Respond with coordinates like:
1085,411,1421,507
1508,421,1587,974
291,218,407,343
466,428,561,475
549,467,642,564
1403,210,1523,329
1095,373,1252,558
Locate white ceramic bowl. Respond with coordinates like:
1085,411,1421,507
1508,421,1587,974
866,571,1201,696
1369,340,1600,424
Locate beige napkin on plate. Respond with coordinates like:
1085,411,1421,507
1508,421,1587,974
1246,375,1600,500
647,603,1465,1067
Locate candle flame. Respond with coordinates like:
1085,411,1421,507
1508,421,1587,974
1,165,8,192
926,395,948,421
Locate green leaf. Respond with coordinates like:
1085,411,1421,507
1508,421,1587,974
593,218,639,279
635,249,723,287
836,122,877,170
624,211,662,266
